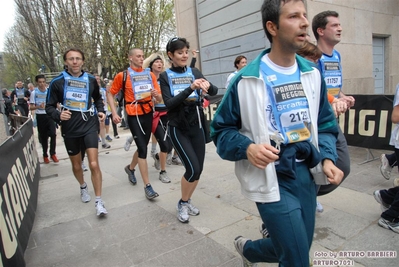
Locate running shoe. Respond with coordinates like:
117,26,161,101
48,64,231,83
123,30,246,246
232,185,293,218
316,201,324,213
43,156,50,164
171,156,183,165
124,137,132,151
124,165,137,185
102,143,111,149
176,201,190,223
234,236,256,267
166,153,172,165
259,223,270,238
80,186,91,203
159,171,171,183
114,135,120,139
95,200,108,217
50,154,59,163
373,190,390,212
105,135,113,142
153,153,160,170
82,162,88,172
380,154,392,180
187,199,200,216
378,218,399,234
144,184,159,200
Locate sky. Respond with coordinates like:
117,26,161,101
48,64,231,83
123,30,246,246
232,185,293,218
0,0,16,52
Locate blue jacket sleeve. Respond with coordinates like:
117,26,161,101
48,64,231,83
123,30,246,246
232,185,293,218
210,78,254,161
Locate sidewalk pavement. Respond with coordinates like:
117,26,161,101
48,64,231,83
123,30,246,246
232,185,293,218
24,128,398,267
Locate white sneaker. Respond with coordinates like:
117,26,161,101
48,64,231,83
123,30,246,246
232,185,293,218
378,218,399,234
166,153,173,165
373,190,390,212
234,236,256,267
159,171,171,183
171,156,183,165
177,202,190,223
82,162,88,172
187,199,200,216
95,200,108,217
153,153,160,170
316,201,324,213
380,154,392,180
124,136,133,151
80,186,91,203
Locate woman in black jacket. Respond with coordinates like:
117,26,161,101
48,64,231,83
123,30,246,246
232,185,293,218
159,37,218,223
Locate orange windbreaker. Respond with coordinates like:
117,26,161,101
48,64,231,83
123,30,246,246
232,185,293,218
110,67,160,116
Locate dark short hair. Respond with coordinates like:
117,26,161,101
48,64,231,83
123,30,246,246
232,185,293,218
166,37,190,59
35,74,46,82
63,48,85,61
312,10,339,40
234,55,247,69
149,55,163,71
261,0,304,43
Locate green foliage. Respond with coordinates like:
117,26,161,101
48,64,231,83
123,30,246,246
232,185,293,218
0,0,176,87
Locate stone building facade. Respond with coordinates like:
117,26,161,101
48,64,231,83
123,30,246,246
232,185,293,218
174,0,399,95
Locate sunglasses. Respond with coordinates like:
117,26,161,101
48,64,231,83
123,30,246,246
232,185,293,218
166,37,182,52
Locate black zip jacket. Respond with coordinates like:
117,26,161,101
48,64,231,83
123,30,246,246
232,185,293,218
159,66,218,130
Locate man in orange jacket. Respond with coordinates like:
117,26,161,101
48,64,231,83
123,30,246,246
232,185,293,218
107,48,163,200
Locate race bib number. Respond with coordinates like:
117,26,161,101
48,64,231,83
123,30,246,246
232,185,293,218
129,71,152,101
280,109,309,127
64,79,89,110
134,83,152,100
65,91,87,101
280,109,311,142
325,76,341,87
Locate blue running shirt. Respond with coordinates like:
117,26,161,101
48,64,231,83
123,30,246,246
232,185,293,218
260,55,312,144
62,71,90,111
318,50,342,98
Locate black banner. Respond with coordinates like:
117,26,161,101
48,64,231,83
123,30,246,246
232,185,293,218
0,119,40,267
339,94,394,150
204,94,395,151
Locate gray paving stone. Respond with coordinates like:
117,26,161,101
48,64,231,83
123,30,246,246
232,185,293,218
340,223,399,267
135,236,236,267
30,217,92,247
314,208,372,250
55,243,133,267
24,240,66,267
24,132,399,267
108,207,180,243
